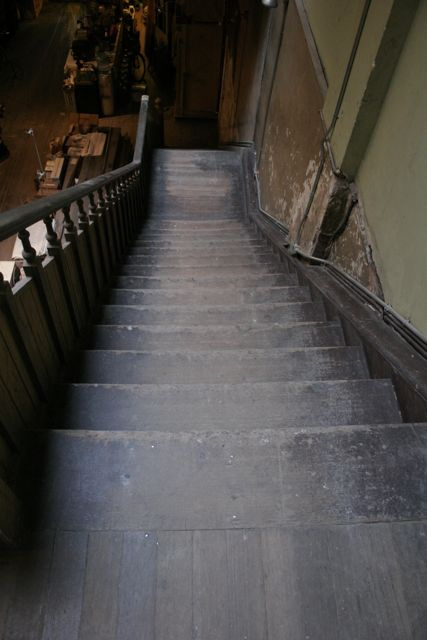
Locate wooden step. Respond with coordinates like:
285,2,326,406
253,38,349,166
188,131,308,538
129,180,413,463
107,285,311,306
123,253,282,268
119,263,291,277
68,346,369,385
23,424,426,531
88,321,345,351
98,301,326,326
114,273,299,289
51,379,401,431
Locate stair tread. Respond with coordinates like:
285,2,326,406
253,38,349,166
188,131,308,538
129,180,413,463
88,320,345,350
124,254,284,267
129,244,268,253
137,229,258,237
68,346,369,384
114,273,299,288
23,423,427,531
51,378,402,431
99,300,326,325
131,240,264,248
120,263,291,276
107,285,312,305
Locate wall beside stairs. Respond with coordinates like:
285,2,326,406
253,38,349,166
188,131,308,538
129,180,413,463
219,0,427,336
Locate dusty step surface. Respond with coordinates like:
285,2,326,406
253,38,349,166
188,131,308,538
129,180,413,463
114,272,299,289
150,210,245,220
50,379,401,431
1,522,425,640
123,253,282,267
88,321,345,351
134,229,259,240
23,424,427,531
139,218,254,230
106,285,312,306
99,301,325,326
119,262,291,277
68,346,369,385
131,238,265,249
128,244,270,256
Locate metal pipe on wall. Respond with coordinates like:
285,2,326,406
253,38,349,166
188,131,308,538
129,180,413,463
295,0,373,244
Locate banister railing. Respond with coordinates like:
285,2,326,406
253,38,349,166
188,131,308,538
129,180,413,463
0,96,153,546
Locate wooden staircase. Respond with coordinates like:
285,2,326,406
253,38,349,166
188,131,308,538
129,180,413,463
0,149,425,639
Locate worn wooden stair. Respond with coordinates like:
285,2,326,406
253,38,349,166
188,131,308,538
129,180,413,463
1,149,426,639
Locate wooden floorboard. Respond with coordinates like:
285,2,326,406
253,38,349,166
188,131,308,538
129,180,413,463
116,531,157,640
0,522,426,639
154,530,193,640
78,531,123,640
42,531,87,640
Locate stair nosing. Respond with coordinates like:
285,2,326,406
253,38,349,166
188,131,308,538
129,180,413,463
76,345,363,357
40,423,416,439
91,319,341,330
58,378,396,391
108,285,308,294
100,300,320,312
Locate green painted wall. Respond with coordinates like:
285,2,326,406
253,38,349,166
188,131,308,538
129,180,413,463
356,0,427,333
303,0,365,123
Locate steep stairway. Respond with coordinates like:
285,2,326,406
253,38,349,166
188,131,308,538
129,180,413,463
0,149,425,639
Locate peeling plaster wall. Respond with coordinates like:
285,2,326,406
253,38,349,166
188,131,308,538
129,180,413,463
251,0,425,335
329,200,384,297
257,0,324,227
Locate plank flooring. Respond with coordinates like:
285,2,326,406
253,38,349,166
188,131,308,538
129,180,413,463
1,522,426,640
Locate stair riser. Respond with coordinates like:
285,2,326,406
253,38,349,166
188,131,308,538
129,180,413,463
88,323,345,351
107,286,311,306
52,380,401,431
70,347,368,385
99,302,326,326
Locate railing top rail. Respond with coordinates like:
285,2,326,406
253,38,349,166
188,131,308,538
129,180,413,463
0,96,149,243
